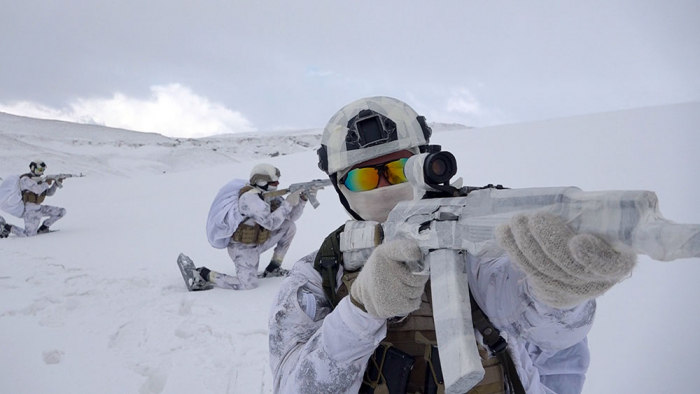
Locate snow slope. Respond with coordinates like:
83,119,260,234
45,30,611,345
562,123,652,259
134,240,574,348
1,102,698,394
0,111,323,177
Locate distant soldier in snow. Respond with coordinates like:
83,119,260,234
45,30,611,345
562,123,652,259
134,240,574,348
0,160,66,238
192,164,317,291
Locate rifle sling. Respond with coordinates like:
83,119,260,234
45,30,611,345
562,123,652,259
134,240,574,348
469,290,526,394
313,224,345,309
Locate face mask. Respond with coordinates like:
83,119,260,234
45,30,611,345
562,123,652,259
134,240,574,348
340,182,414,223
255,180,278,192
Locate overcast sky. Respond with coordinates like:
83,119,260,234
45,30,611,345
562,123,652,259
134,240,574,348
1,0,698,138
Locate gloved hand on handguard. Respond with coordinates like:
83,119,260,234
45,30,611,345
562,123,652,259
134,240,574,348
496,211,637,309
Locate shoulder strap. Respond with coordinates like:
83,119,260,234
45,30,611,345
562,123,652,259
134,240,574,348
238,185,254,197
240,185,270,205
313,224,346,309
469,290,526,394
236,185,259,222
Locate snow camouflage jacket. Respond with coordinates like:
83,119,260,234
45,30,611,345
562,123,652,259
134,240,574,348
269,249,595,394
207,181,305,249
20,175,58,204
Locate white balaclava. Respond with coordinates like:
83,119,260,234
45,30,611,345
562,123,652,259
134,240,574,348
256,180,278,191
339,182,414,223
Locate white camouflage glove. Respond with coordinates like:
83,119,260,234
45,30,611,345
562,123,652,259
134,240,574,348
285,189,303,206
350,239,428,319
496,212,637,309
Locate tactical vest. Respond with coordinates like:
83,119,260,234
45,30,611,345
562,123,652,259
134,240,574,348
314,226,525,394
231,186,281,245
20,173,47,205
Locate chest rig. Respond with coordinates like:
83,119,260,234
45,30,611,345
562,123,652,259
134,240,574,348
314,226,524,394
20,173,47,205
231,186,282,245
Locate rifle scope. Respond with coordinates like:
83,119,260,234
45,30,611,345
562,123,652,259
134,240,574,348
422,151,457,185
404,147,459,198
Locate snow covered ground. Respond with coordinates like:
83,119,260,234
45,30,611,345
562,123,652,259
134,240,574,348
0,111,323,177
1,102,698,393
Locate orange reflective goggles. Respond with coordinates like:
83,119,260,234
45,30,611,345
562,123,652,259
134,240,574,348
340,158,408,192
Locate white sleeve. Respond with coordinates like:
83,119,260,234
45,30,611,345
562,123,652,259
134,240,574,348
287,197,306,222
238,191,293,231
19,176,50,195
45,182,59,196
269,254,386,394
467,254,594,351
467,254,593,393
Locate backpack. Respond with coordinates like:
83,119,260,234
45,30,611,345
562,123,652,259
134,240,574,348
0,175,25,218
205,179,248,249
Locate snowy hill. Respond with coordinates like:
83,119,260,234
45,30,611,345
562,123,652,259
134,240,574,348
0,112,323,177
1,102,699,394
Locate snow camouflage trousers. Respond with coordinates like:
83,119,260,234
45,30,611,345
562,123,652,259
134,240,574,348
209,220,296,290
9,203,66,237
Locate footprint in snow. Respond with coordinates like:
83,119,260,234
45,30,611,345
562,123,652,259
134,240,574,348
43,349,65,365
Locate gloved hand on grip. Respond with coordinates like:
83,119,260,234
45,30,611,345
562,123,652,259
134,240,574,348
285,189,303,206
496,211,637,309
350,239,428,319
300,186,321,202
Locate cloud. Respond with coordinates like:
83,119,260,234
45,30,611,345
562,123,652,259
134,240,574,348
446,89,482,115
0,84,256,138
415,88,509,127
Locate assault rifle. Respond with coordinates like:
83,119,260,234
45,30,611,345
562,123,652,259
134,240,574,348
340,147,700,394
40,173,86,188
262,179,332,208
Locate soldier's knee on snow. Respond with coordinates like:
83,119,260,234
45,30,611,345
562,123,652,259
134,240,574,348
58,208,66,217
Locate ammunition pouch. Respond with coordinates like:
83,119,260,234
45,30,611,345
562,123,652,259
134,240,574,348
20,173,47,205
231,185,283,245
22,191,46,205
232,223,272,245
361,343,415,394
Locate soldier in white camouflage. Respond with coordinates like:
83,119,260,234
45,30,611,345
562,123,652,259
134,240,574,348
191,164,315,291
268,96,637,394
1,159,66,238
